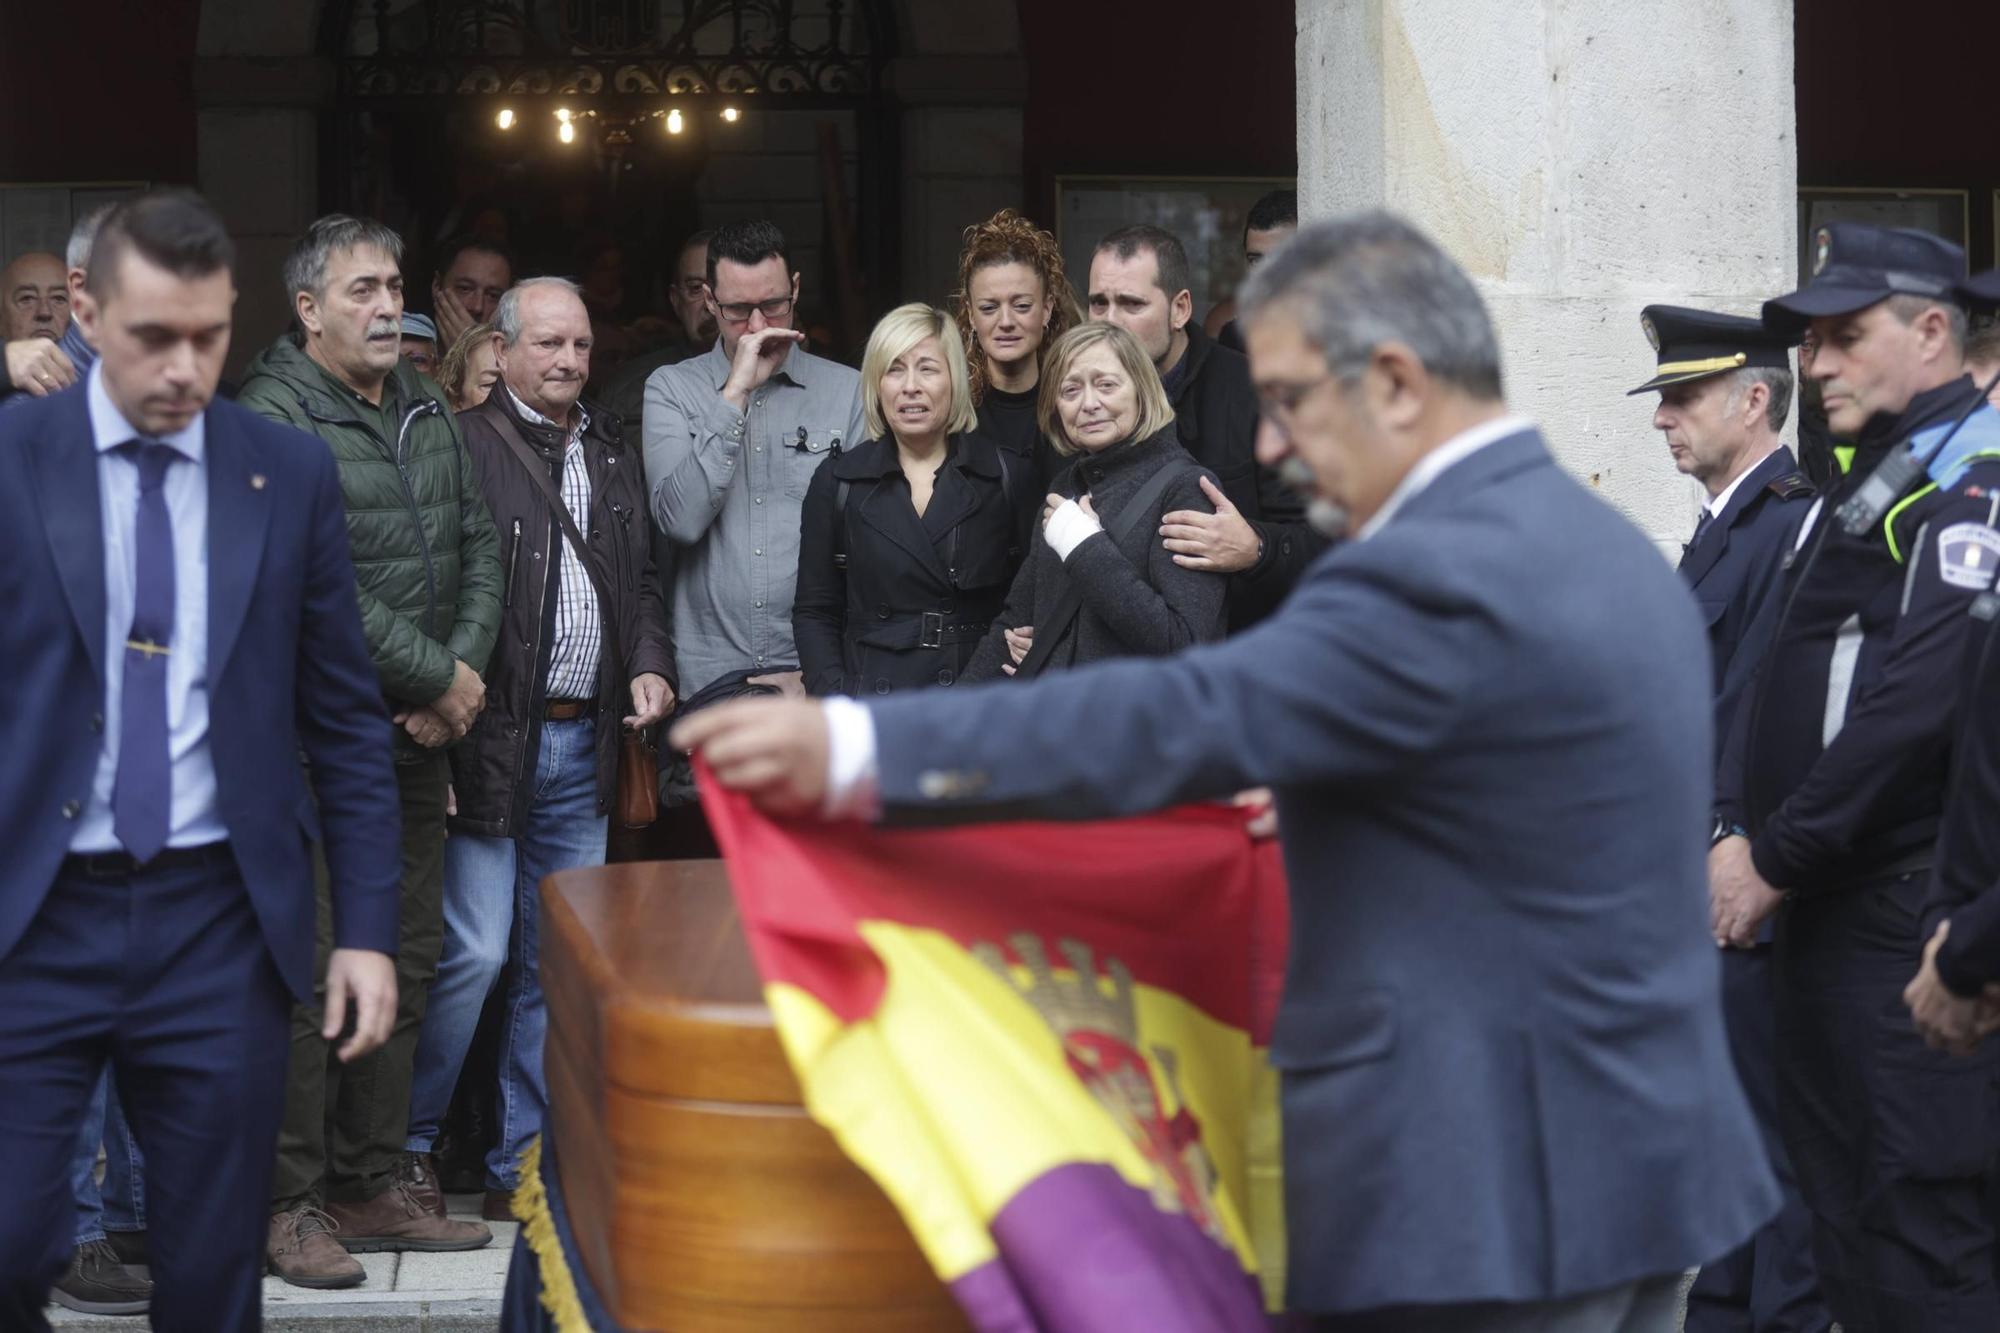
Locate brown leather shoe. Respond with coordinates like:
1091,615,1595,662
398,1150,446,1219
482,1186,515,1222
325,1181,493,1252
51,1239,151,1315
267,1206,366,1290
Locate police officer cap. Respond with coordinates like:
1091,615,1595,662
1628,305,1792,396
1762,223,1965,336
1959,267,2000,312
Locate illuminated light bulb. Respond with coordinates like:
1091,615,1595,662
722,106,740,123
558,120,575,144
666,108,684,135
496,107,516,130
556,107,572,122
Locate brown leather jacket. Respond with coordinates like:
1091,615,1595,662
447,388,672,837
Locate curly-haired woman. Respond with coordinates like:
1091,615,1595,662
954,209,1080,503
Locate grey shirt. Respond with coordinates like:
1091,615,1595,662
643,339,864,698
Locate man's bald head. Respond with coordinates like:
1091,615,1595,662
4,251,69,342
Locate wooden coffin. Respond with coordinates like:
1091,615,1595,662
539,859,970,1332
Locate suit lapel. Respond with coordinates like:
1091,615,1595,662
205,406,274,677
30,392,108,689
1679,450,1786,585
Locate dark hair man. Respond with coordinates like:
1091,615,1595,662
1711,225,2000,1328
0,189,402,1332
1212,189,1299,353
238,214,503,1284
1631,307,1828,1333
670,228,718,347
595,229,715,433
402,278,672,1223
430,234,513,354
1087,223,1319,632
642,217,863,707
674,211,1778,1331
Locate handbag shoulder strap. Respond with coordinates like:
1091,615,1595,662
488,406,625,668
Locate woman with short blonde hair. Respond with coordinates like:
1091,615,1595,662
793,304,1036,696
963,322,1226,681
437,320,500,413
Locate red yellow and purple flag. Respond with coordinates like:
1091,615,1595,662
698,770,1291,1333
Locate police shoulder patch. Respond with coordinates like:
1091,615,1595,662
1936,522,2000,589
1765,470,1814,501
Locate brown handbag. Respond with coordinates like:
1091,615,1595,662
492,410,661,829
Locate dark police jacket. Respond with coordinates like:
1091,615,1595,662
1680,447,1814,753
858,426,1776,1312
794,433,1028,696
1719,379,2000,890
1921,481,2000,992
1168,322,1325,628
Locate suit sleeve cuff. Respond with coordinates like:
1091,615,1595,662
1043,498,1103,561
822,695,881,820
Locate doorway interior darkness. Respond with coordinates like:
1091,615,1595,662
319,0,899,362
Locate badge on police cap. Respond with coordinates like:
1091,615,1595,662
1640,314,1659,352
1812,228,1832,277
1937,522,2000,589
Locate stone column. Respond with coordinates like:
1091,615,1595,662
1296,0,1797,545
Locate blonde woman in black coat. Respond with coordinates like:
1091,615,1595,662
963,323,1226,681
793,304,1034,696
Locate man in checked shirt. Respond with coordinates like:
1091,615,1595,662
403,277,674,1223
643,218,865,705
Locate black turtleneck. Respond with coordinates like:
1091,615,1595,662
1722,374,2000,890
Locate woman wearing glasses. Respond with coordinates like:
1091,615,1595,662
964,323,1227,681
793,304,1033,697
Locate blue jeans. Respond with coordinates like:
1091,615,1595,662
71,1069,146,1245
406,717,607,1190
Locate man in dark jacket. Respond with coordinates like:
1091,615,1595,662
404,278,672,1222
1711,224,2000,1330
1088,224,1322,631
1633,306,1829,1333
238,214,503,1284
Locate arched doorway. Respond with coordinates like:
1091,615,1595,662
317,0,899,360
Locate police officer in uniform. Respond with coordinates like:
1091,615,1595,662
1907,267,2000,1049
1710,225,2000,1331
1633,306,1828,1333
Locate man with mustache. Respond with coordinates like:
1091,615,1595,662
237,215,503,1286
401,279,672,1224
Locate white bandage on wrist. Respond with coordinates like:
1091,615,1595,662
1043,497,1103,561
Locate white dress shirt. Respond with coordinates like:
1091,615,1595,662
73,363,227,852
1353,414,1536,540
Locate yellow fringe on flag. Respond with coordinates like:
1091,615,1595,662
512,1135,591,1333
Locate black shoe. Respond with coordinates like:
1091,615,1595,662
103,1228,150,1271
50,1238,151,1315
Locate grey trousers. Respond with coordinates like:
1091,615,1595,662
1302,1272,1682,1333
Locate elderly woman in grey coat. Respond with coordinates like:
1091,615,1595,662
962,323,1226,680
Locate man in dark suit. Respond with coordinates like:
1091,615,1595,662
0,191,401,1332
1633,307,1829,1333
676,212,1778,1331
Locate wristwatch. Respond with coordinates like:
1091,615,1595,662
1710,815,1748,847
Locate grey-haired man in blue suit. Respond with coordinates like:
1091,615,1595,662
675,212,1778,1331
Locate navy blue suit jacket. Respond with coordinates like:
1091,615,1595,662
862,428,1779,1314
1678,446,1813,755
0,386,401,1002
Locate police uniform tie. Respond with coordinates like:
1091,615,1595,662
113,438,177,863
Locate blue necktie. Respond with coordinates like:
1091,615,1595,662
114,440,176,862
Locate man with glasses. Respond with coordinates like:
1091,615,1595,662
643,218,863,705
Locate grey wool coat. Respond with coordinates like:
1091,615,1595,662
963,425,1226,681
